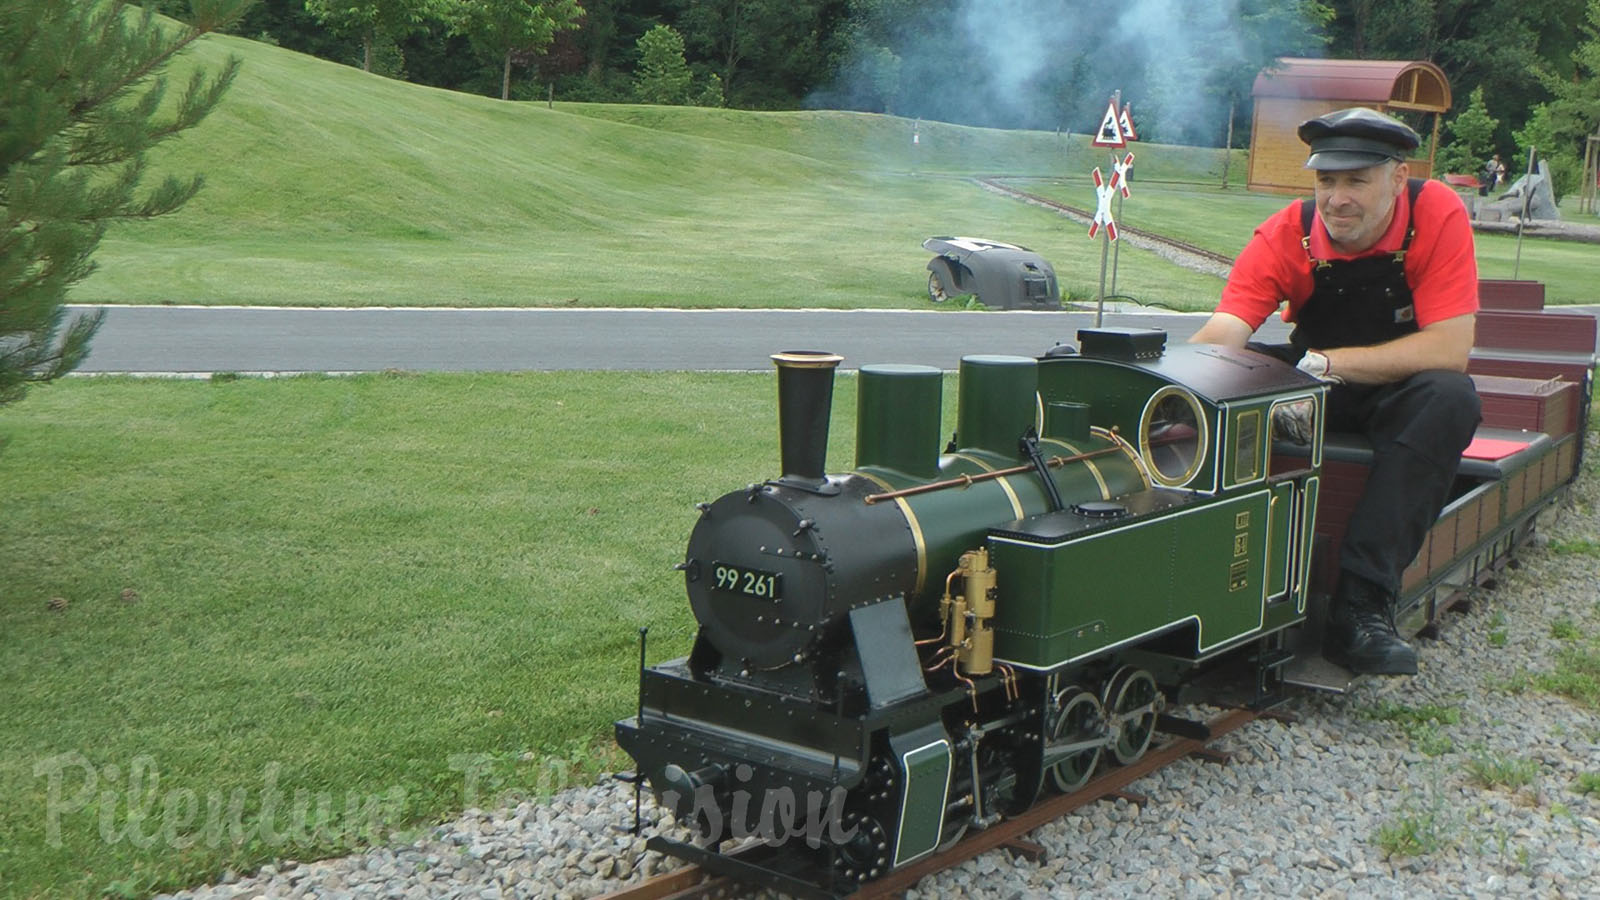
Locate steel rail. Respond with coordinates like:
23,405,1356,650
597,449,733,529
976,178,1239,269
591,707,1264,900
589,860,737,900
845,707,1260,899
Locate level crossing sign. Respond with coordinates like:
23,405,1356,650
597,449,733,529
1118,103,1139,142
1088,167,1120,240
1113,152,1134,198
1092,99,1125,148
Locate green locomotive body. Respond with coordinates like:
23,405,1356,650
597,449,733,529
616,306,1594,898
617,330,1340,893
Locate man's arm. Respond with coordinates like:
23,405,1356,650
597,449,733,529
1320,313,1476,384
1188,312,1256,349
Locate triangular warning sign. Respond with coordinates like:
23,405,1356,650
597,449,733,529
1118,103,1139,142
1092,99,1126,148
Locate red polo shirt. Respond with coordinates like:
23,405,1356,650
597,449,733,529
1217,179,1478,330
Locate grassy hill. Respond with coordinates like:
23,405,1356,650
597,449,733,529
74,30,1600,310
558,103,1242,180
82,31,1237,309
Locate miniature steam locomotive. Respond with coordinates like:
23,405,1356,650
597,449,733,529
616,297,1594,898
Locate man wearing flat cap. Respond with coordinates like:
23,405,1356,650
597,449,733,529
1190,106,1481,676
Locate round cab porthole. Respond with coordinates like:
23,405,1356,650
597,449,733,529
1139,386,1207,487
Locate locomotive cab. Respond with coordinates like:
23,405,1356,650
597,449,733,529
988,329,1330,671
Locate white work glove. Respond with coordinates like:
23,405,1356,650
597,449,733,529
1296,350,1344,383
1272,398,1317,446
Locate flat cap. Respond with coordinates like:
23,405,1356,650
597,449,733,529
1298,107,1420,171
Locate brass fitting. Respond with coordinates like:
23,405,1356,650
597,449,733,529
942,548,997,675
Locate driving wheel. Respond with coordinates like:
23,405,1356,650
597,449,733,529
1104,666,1159,765
1047,686,1104,792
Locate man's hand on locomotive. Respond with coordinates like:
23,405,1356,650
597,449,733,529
1295,350,1343,383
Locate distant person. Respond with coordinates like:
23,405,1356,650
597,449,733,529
1486,153,1505,190
1188,107,1482,676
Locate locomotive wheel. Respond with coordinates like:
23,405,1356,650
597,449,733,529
829,808,891,886
984,740,1044,817
1047,686,1104,793
1104,667,1159,765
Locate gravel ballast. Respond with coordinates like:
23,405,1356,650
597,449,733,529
162,434,1600,900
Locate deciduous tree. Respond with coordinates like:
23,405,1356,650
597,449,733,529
674,0,844,108
1534,0,1600,139
304,0,449,72
1519,0,1600,198
1210,0,1334,181
451,0,585,100
1,0,250,408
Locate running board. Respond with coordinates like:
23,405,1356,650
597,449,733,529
1283,654,1355,693
1281,619,1355,693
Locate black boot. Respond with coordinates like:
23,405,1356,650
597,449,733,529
1322,573,1418,675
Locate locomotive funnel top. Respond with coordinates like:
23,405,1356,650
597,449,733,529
771,351,845,368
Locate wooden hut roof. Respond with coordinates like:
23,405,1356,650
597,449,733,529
1252,58,1451,112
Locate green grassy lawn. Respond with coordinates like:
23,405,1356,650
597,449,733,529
79,32,1245,310
90,170,1225,310
1558,194,1600,227
557,103,1247,182
0,372,892,897
1474,231,1600,304
998,178,1289,260
4,374,1596,897
79,30,1595,311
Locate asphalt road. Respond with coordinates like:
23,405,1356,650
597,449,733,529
73,305,1292,374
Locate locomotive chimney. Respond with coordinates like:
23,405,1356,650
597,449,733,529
771,351,844,493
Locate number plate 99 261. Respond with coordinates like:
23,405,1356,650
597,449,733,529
710,562,782,600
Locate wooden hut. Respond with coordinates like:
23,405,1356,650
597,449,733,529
1248,58,1451,194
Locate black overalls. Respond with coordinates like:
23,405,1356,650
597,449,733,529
1257,180,1481,596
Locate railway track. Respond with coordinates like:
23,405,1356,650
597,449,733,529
593,706,1268,900
975,178,1237,275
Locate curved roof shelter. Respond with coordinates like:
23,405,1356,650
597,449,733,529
1252,58,1451,109
1248,58,1453,194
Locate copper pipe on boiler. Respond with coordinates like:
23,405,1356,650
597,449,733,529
863,445,1127,504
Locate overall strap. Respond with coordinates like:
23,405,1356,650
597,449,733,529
1398,177,1424,255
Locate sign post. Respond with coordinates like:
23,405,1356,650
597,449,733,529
1088,166,1123,326
1109,151,1134,297
911,118,921,175
1513,146,1535,279
1088,94,1135,326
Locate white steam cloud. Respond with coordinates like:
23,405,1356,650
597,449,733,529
812,0,1324,144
